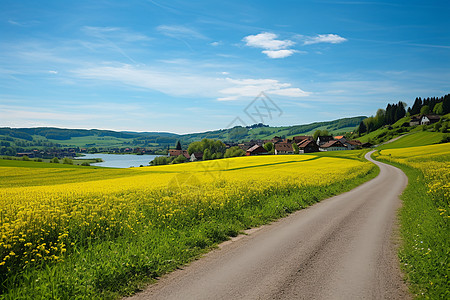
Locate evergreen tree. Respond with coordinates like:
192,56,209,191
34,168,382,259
175,140,182,150
358,121,367,135
443,94,450,114
411,97,422,115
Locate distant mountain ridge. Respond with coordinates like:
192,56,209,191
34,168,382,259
0,116,366,151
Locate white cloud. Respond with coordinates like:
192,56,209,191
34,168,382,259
157,25,206,39
243,32,295,50
48,70,58,74
262,49,298,58
210,41,221,46
218,78,310,101
242,32,299,59
303,34,347,45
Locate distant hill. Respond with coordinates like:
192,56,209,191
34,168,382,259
0,116,366,152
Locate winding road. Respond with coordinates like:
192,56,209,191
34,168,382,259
129,151,411,299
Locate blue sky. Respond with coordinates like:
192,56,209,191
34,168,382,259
1,0,449,134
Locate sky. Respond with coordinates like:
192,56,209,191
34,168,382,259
0,0,449,134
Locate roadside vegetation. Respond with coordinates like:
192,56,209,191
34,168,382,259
374,143,449,298
0,151,377,299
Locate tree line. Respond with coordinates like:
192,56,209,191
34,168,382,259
357,94,450,135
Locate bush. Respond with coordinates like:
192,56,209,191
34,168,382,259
51,157,60,163
63,157,73,165
224,146,245,158
150,156,170,166
440,134,450,144
172,155,187,164
22,155,30,161
81,162,90,166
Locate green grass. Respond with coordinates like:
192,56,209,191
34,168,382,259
376,131,445,150
373,152,449,299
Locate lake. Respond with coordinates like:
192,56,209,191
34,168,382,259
78,153,161,168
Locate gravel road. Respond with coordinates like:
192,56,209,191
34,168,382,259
128,151,411,300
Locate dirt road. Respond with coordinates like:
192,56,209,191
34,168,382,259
129,151,411,299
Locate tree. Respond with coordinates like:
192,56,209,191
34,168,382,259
433,102,444,115
172,154,187,164
263,142,273,152
358,121,367,135
420,105,430,115
224,146,245,158
51,157,60,163
410,97,422,115
203,148,211,160
443,94,450,114
313,129,330,141
175,140,182,150
292,142,299,154
150,156,169,165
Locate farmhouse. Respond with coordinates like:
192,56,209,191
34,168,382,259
246,145,268,156
343,140,362,150
274,142,294,155
292,135,311,143
319,140,347,151
297,139,319,153
169,149,190,159
409,115,421,126
190,152,203,162
420,115,441,125
316,135,334,146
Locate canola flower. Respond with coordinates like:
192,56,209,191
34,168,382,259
0,153,373,276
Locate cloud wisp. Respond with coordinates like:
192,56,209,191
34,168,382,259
71,63,310,101
301,34,347,45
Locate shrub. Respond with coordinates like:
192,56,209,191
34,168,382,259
63,157,73,165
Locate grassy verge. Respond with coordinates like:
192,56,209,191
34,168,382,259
373,152,449,299
2,160,378,299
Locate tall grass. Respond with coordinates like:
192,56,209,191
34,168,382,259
374,144,449,298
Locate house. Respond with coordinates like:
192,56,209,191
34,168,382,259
246,145,268,156
409,115,421,126
334,135,345,140
238,142,254,151
169,149,190,159
316,135,334,146
420,115,441,125
271,136,283,144
319,140,347,151
16,152,34,158
292,135,311,143
344,140,362,150
274,142,294,155
297,139,319,153
190,152,203,162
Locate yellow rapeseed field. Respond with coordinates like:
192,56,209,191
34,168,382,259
0,153,373,278
377,143,450,212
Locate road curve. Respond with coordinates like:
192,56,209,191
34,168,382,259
129,151,411,300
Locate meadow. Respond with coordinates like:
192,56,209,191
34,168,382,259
374,143,450,298
0,151,377,299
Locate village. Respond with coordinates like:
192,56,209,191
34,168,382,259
168,134,372,162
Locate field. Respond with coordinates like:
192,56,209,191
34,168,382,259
374,143,450,298
0,151,377,299
376,131,445,150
